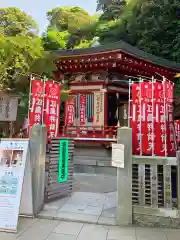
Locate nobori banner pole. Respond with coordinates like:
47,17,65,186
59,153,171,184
139,78,142,156
171,81,178,151
152,76,155,156
163,77,167,157
128,79,131,128
27,75,33,129
42,76,46,125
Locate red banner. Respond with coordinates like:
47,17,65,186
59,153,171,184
28,79,44,134
165,81,177,156
65,96,75,125
44,80,60,139
154,82,166,156
131,83,141,155
131,80,176,157
141,82,153,155
175,120,180,143
79,95,86,125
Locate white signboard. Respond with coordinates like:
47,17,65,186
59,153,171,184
0,139,28,232
112,143,124,168
93,92,104,126
0,96,18,121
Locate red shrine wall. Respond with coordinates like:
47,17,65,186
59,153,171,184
64,73,107,127
64,80,129,128
64,88,105,127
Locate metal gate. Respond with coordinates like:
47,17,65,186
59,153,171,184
132,157,177,209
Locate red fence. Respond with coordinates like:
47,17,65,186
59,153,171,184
59,125,118,139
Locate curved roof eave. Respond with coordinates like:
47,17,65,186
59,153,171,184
51,40,180,72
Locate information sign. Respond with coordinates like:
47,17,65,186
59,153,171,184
0,139,28,232
112,143,124,168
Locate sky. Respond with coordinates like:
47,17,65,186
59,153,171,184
1,0,97,33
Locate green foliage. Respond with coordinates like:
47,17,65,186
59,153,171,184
175,78,180,97
98,0,180,63
42,29,69,50
0,7,38,36
46,7,98,49
96,0,180,93
67,21,98,49
45,2,180,93
47,7,95,33
0,7,58,93
18,93,29,118
0,7,45,92
74,39,93,49
95,20,121,43
97,0,127,21
2,3,180,94
29,52,57,78
0,33,44,90
0,7,70,117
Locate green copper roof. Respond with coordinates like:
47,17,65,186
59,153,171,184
52,40,180,72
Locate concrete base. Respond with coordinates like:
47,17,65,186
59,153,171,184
73,141,118,176
134,213,180,228
74,143,116,176
74,164,117,176
134,206,180,228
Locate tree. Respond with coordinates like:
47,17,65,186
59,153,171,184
97,0,127,21
121,0,180,61
0,7,58,91
95,20,122,43
98,0,180,62
0,7,38,36
96,0,180,92
0,34,44,91
0,7,70,119
42,29,69,50
66,20,98,49
46,7,98,49
47,7,95,33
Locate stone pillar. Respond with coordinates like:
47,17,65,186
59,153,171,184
116,127,132,225
29,124,46,215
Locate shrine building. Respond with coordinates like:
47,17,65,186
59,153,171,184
52,41,180,173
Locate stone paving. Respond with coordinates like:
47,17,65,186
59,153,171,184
39,191,117,225
1,172,180,239
73,173,117,193
39,173,117,225
1,217,180,240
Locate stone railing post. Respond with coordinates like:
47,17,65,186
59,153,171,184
29,124,46,215
116,127,132,225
